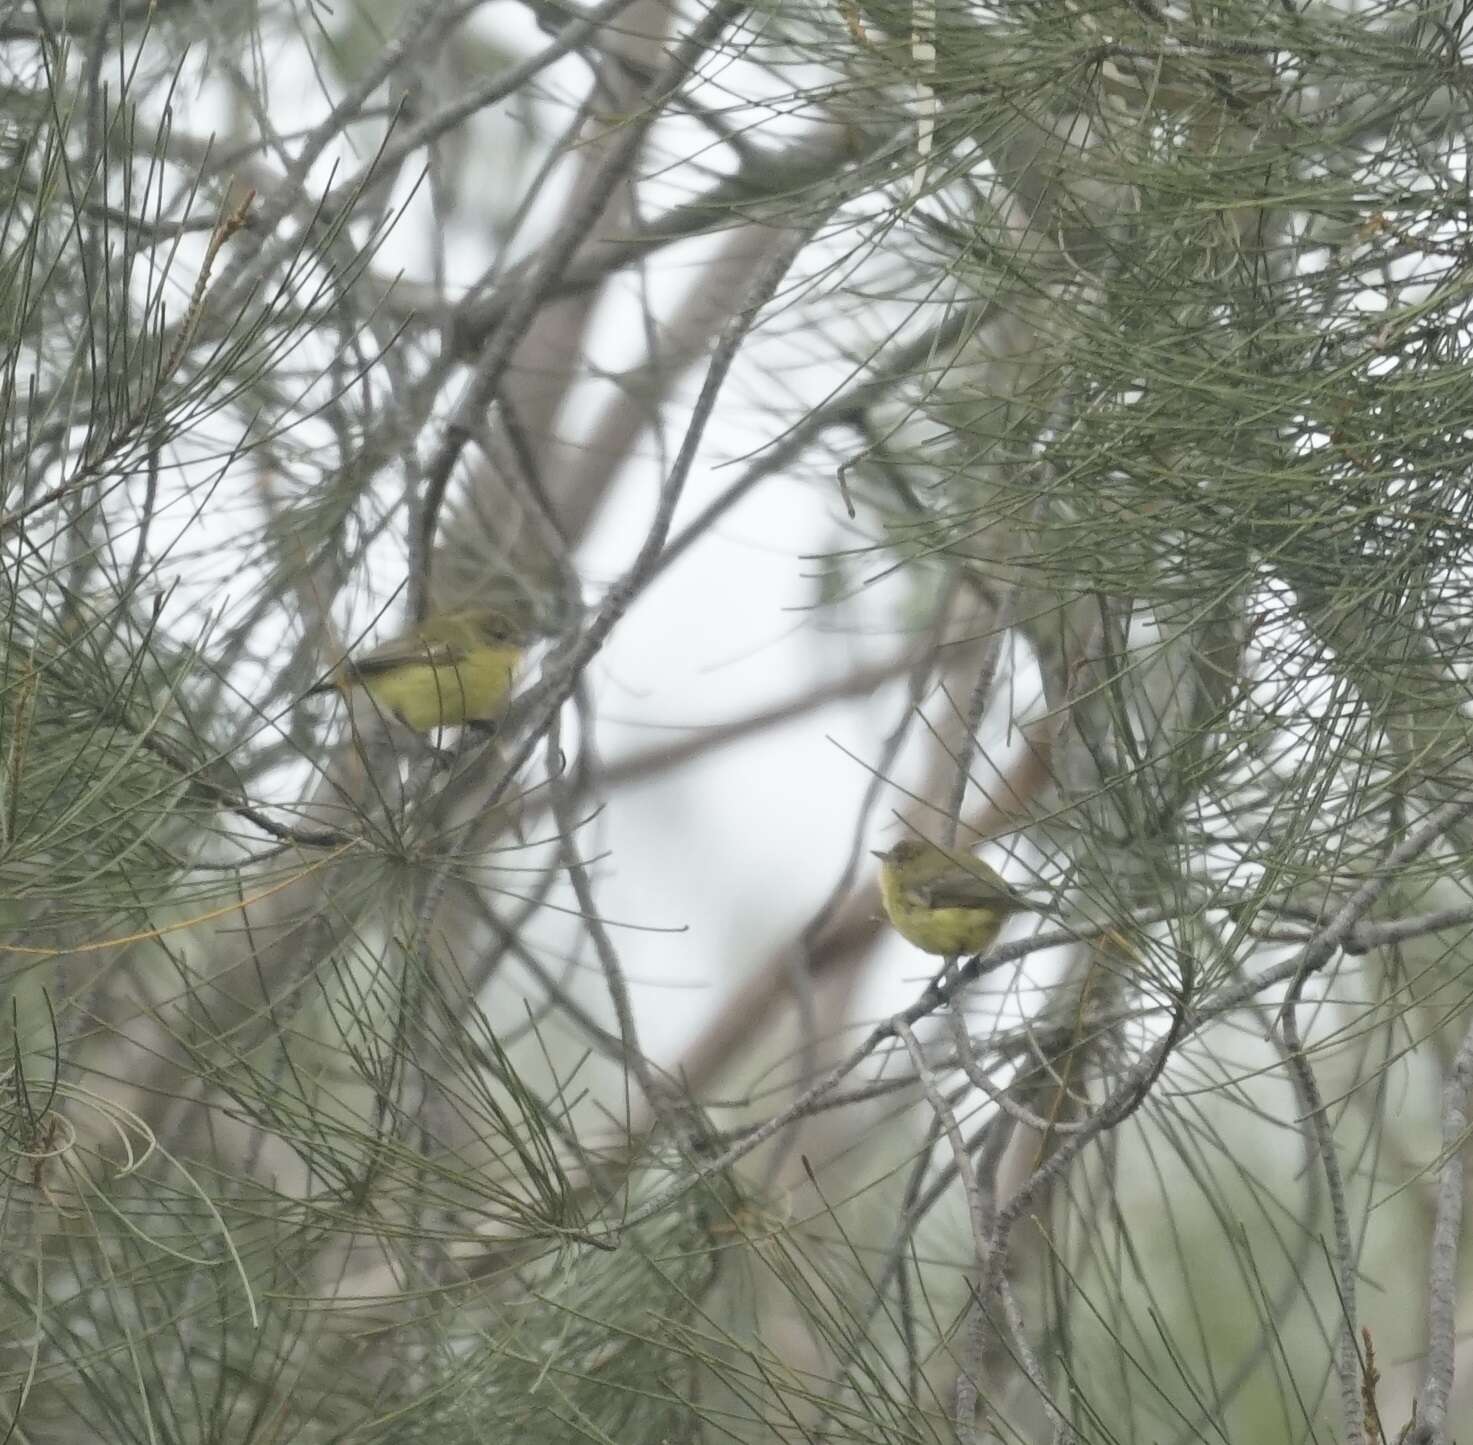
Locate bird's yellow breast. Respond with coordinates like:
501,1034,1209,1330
353,644,519,730
879,868,1005,957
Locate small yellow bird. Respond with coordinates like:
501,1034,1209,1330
305,609,524,732
873,838,1048,956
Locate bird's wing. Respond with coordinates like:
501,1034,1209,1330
346,636,470,679
915,866,1023,912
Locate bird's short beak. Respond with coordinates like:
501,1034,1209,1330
870,849,886,860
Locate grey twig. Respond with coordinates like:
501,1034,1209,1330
480,214,823,814
897,1018,990,1443
1409,1011,1473,1445
415,0,750,574
545,712,676,1131
1273,788,1473,1034
1279,1002,1366,1445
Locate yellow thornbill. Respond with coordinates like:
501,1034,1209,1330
305,609,524,732
873,838,1046,956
